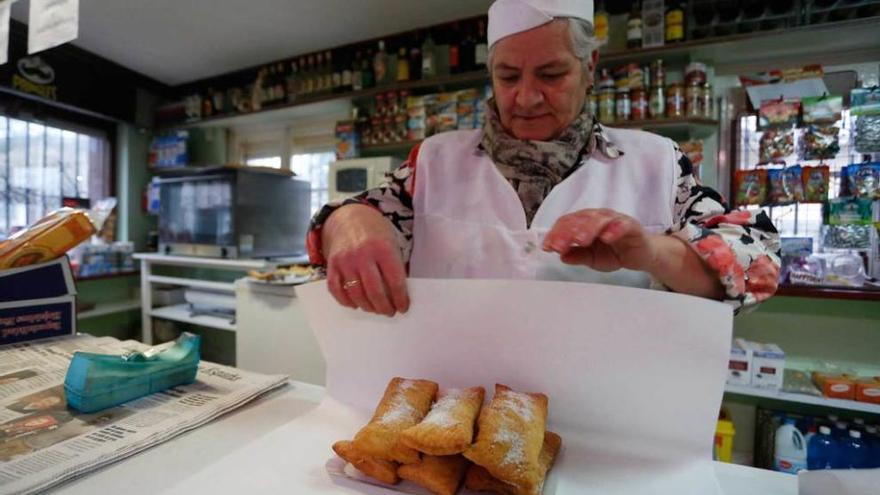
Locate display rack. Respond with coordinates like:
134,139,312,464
725,384,880,416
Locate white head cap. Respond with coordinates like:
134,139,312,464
488,0,595,47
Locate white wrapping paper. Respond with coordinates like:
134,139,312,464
28,0,78,54
296,279,734,495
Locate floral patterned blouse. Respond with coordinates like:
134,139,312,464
309,123,781,312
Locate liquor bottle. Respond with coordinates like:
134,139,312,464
262,66,273,104
627,1,643,49
665,1,685,43
332,51,343,93
342,52,353,92
352,51,363,91
287,60,299,103
212,86,225,113
435,28,450,76
460,22,476,72
307,54,318,95
362,49,375,88
421,33,437,78
324,51,335,94
594,0,609,46
203,89,214,117
374,40,389,85
474,19,488,70
275,63,286,103
409,36,422,80
448,23,461,74
397,47,410,82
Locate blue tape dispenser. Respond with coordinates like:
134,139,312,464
64,333,201,413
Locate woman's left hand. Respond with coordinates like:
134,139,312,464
542,209,659,273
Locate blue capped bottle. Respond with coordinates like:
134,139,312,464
807,425,836,470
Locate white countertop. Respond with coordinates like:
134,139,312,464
49,381,797,495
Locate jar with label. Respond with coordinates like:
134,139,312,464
666,83,684,118
599,89,616,123
651,60,666,89
665,2,685,43
588,92,599,117
386,91,400,117
631,87,648,120
702,83,714,118
685,62,708,86
374,93,386,117
616,89,632,121
382,116,395,143
649,86,665,119
627,63,645,90
685,84,702,117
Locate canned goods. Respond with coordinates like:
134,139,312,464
616,89,631,121
686,84,702,117
631,88,648,120
666,83,684,118
702,83,714,118
649,86,665,119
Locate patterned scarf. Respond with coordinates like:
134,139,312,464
480,98,595,225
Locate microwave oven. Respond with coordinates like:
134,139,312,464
328,157,402,202
157,166,310,258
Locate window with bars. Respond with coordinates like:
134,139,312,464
0,116,111,238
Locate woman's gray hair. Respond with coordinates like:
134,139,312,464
487,18,599,76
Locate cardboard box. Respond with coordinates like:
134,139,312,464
855,377,880,404
727,340,751,386
0,257,77,346
742,341,785,390
812,372,856,400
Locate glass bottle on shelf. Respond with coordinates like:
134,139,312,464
397,47,410,82
312,53,323,94
448,23,461,74
594,0,609,46
362,49,375,88
627,1,643,49
665,1,686,43
203,89,214,117
421,33,437,78
324,51,335,94
374,40,389,85
460,22,476,73
342,52,353,92
352,51,363,91
475,19,488,70
331,51,343,94
275,63,287,103
409,36,422,81
287,60,299,103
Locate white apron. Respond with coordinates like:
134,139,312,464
409,128,678,288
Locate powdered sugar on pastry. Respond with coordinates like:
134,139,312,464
495,427,526,467
499,390,535,422
420,389,464,428
379,394,418,425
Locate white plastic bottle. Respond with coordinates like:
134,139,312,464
775,418,808,474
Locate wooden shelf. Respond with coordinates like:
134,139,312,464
776,284,880,302
75,270,140,282
725,384,880,415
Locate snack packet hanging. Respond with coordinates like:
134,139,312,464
802,95,843,124
734,169,768,206
767,166,804,205
801,166,830,202
845,162,880,199
802,125,840,160
759,99,801,129
759,128,795,163
823,225,871,249
828,197,874,225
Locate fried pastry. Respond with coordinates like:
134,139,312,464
462,384,549,492
397,454,468,495
332,440,399,485
353,377,438,464
464,431,562,495
401,386,485,455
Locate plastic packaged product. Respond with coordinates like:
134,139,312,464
759,99,800,129
734,169,768,206
855,378,880,404
0,208,96,269
807,426,836,470
812,372,856,400
759,128,795,163
823,252,867,288
787,255,824,285
854,115,880,153
828,197,874,225
767,166,804,204
802,125,840,160
802,95,843,124
801,166,830,202
774,418,807,474
782,369,822,397
845,162,880,199
823,224,871,250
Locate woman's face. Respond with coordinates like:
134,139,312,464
491,20,595,141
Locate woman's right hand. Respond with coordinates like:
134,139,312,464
321,204,410,316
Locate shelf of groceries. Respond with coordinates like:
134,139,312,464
724,338,880,416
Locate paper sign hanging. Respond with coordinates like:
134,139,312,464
28,0,79,54
0,0,10,65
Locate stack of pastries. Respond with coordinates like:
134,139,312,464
331,377,562,495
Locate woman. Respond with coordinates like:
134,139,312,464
308,0,780,316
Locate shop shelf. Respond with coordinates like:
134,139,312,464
75,270,140,282
607,117,719,139
78,299,142,320
360,140,420,156
147,275,236,293
776,284,880,302
725,384,880,415
149,303,236,332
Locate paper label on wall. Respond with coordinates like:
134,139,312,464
0,0,10,65
28,0,79,54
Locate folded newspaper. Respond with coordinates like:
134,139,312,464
0,335,288,495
